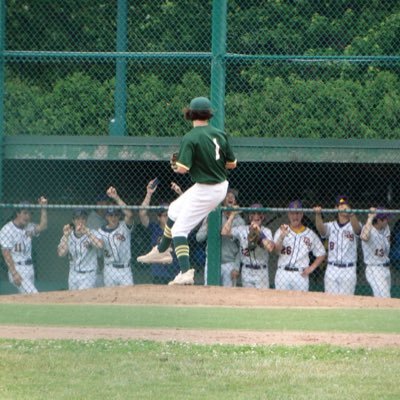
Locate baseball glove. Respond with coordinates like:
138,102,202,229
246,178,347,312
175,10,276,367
170,152,178,171
247,226,261,251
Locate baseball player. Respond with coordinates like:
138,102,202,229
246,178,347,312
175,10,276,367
274,200,326,292
0,197,48,294
221,203,274,289
314,195,362,295
138,179,181,284
360,207,391,298
197,188,245,287
57,209,103,291
98,186,134,287
137,96,237,285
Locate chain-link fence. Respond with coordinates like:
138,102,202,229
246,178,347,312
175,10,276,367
1,0,400,296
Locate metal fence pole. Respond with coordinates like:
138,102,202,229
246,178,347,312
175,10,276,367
210,0,227,131
206,207,222,286
0,0,6,200
109,0,128,136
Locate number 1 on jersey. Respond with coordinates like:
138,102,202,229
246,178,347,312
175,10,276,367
213,138,220,160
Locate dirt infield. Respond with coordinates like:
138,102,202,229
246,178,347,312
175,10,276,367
0,285,399,347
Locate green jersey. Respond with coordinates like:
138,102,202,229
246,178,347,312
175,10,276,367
176,125,236,184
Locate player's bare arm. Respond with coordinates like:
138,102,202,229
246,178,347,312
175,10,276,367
225,159,237,170
221,206,239,236
35,196,48,233
2,248,22,286
171,182,183,196
107,186,134,226
360,208,376,241
274,224,289,254
139,180,157,228
301,255,326,277
349,213,362,235
57,224,73,257
313,206,327,237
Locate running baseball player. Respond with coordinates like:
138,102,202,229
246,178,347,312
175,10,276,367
57,209,103,291
0,197,48,294
98,186,134,287
137,96,237,285
197,188,245,287
314,195,362,295
274,200,326,292
360,207,391,298
222,203,274,288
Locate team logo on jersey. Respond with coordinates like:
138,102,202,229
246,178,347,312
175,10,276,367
115,233,126,242
343,231,354,241
303,237,311,249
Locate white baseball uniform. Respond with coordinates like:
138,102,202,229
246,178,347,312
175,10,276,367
322,221,361,295
361,225,391,298
274,227,326,291
66,230,102,290
231,225,273,289
0,221,39,294
98,221,134,287
198,213,245,287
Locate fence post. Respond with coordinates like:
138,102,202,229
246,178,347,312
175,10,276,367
109,0,128,136
210,0,227,130
206,207,222,286
0,0,6,200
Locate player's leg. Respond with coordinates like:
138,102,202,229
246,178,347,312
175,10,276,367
339,267,357,295
293,271,309,292
169,182,228,285
79,271,96,290
103,265,114,287
370,267,391,298
365,266,383,297
324,266,339,294
221,262,234,287
274,268,289,290
241,267,254,288
120,268,134,286
255,269,269,289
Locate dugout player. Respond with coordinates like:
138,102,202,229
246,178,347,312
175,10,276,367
197,188,245,287
137,96,237,285
360,207,391,298
274,200,326,292
57,208,103,290
98,186,134,287
0,197,48,294
314,195,362,295
221,203,274,289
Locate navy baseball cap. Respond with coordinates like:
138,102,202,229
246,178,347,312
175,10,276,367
189,97,212,111
95,193,109,202
335,195,349,206
376,207,391,220
288,200,303,209
72,208,88,218
250,203,263,209
105,207,121,216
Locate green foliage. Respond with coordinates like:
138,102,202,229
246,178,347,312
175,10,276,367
3,0,400,138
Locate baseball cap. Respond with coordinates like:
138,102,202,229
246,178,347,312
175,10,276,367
105,207,121,216
95,193,109,203
376,207,391,220
16,200,33,213
335,195,349,206
189,97,212,111
72,208,88,218
288,200,303,209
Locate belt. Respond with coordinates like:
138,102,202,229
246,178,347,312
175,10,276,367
75,269,95,274
111,263,129,269
328,262,354,268
244,264,267,270
16,259,33,266
366,262,390,267
281,265,301,272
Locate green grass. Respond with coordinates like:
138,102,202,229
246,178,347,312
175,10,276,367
0,304,399,333
0,340,399,400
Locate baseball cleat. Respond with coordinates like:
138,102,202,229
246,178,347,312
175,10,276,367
137,246,173,264
168,268,195,285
